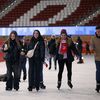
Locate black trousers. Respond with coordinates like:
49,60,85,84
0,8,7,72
58,59,72,83
28,58,41,89
49,55,57,69
19,57,27,79
6,61,20,89
95,61,100,84
40,64,43,83
78,48,82,61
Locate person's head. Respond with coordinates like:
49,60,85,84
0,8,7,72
77,36,81,41
7,31,20,47
31,30,43,42
9,31,18,40
51,35,55,40
96,26,100,37
33,30,41,39
60,29,67,40
21,36,26,43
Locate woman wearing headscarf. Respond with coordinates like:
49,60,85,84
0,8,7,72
28,30,45,91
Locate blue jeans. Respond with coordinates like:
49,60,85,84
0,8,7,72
95,61,100,83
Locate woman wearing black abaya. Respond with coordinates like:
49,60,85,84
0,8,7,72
28,30,45,91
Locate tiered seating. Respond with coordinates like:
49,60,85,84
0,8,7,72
30,5,66,21
0,0,40,26
10,0,70,26
85,14,100,25
0,0,99,26
0,0,12,11
49,0,100,26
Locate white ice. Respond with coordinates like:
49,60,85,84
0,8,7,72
0,55,100,100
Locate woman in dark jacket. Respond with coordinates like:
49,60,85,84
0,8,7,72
28,30,45,91
48,35,57,70
56,29,78,90
19,36,28,81
3,31,21,91
76,36,83,63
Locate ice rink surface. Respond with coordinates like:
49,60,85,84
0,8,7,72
0,55,100,100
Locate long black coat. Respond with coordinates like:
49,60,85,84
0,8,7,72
28,39,45,62
28,37,45,88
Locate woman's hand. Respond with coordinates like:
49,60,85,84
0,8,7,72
20,51,25,55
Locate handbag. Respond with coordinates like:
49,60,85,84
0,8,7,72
26,42,38,58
